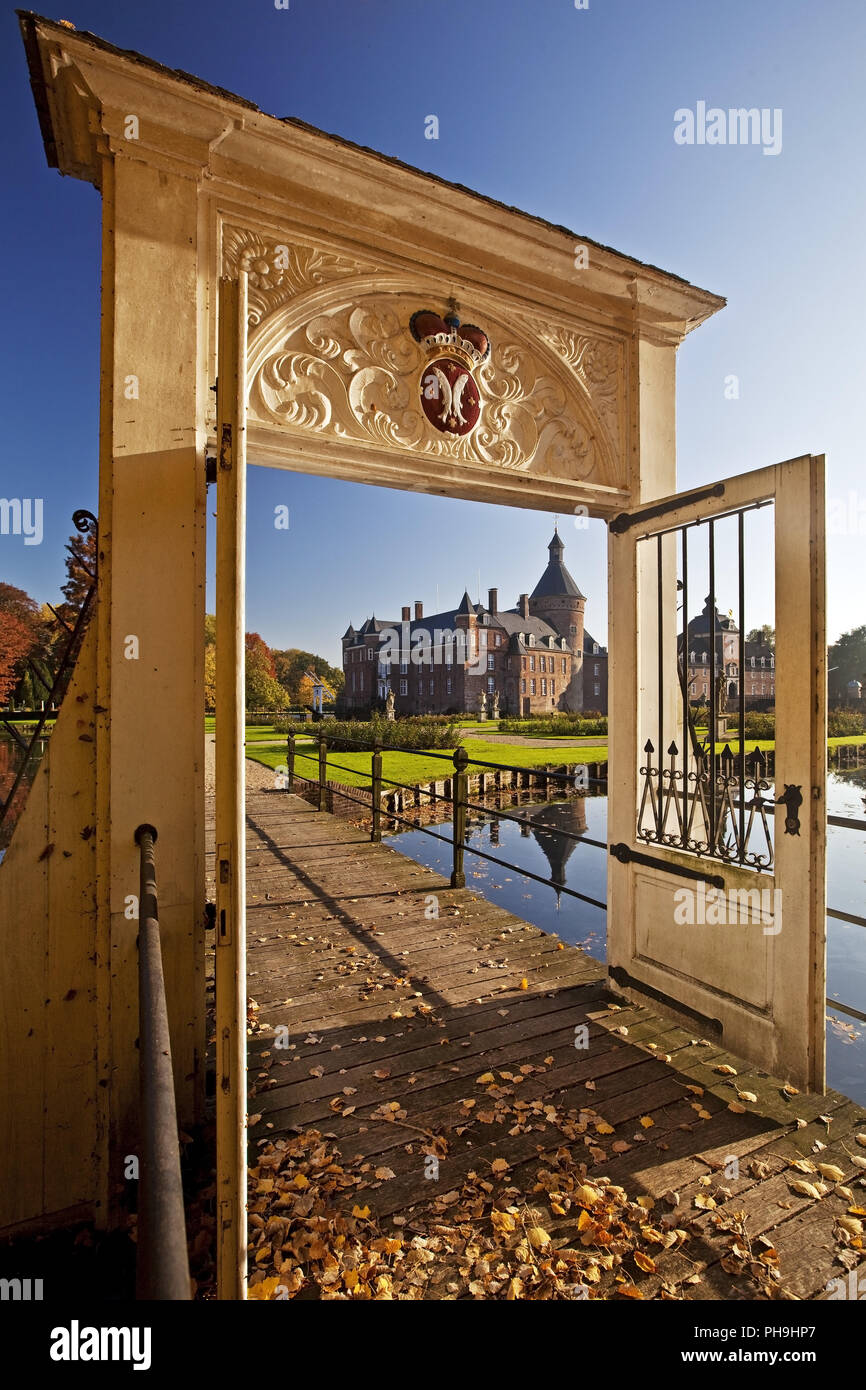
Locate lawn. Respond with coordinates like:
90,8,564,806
242,730,866,791
246,738,610,790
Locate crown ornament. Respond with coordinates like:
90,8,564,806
409,308,491,372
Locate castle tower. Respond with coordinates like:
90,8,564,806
529,528,586,710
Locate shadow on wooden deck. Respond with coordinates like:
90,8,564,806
229,790,866,1300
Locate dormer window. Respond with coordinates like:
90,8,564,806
528,634,535,646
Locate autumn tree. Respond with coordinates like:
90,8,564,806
273,648,344,704
0,584,40,704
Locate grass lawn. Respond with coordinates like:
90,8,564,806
243,730,866,791
246,738,610,790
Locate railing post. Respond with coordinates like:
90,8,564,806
287,732,295,790
371,739,382,842
451,745,468,888
133,823,191,1301
318,735,328,812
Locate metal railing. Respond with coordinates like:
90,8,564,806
134,824,191,1301
282,728,866,1030
0,510,98,836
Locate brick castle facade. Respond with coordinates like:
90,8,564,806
341,530,608,716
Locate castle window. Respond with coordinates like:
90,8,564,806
529,655,535,671
400,660,408,675
541,678,547,695
593,663,599,676
539,656,545,672
521,657,526,672
521,679,526,694
551,680,555,696
446,677,452,695
561,658,566,674
368,647,374,661
594,682,600,696
429,679,434,694
495,633,501,646
487,676,495,694
593,642,599,654
530,679,536,695
487,654,495,671
399,679,407,696
528,634,535,646
569,624,577,635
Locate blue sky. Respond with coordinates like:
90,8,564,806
2,0,864,665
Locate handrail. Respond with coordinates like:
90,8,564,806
134,824,191,1301
0,510,98,834
283,729,865,1018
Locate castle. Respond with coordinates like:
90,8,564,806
341,530,608,716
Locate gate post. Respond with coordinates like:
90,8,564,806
371,741,382,842
451,746,468,888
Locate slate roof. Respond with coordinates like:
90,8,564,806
530,531,586,601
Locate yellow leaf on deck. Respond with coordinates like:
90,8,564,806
634,1252,657,1274
519,978,529,990
527,1226,551,1249
639,1116,654,1129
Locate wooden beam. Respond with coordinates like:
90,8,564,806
215,274,248,1300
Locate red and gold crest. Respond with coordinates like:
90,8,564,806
410,310,490,437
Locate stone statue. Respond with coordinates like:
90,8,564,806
715,673,727,714
479,691,487,713
385,689,396,720
492,691,500,718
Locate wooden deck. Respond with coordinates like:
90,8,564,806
220,789,866,1300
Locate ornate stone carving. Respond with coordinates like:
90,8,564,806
221,225,367,326
224,225,626,485
537,326,623,464
249,291,621,483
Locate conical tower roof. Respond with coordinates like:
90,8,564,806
530,529,585,600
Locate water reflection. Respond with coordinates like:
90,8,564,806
386,772,866,1102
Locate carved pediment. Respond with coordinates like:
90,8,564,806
222,224,627,489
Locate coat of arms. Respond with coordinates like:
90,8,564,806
410,309,490,436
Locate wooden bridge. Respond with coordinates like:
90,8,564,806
210,786,866,1301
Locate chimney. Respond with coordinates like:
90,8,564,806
402,606,411,622
414,601,423,620
488,587,498,614
518,593,530,619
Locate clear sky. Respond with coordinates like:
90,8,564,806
2,0,864,665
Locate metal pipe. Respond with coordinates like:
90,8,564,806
134,824,191,1301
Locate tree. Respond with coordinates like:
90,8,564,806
245,632,287,710
829,625,866,700
0,584,40,704
272,648,344,704
746,625,775,648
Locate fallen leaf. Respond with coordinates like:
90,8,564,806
789,1180,822,1199
816,1164,845,1182
715,1065,738,1076
527,1226,551,1250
